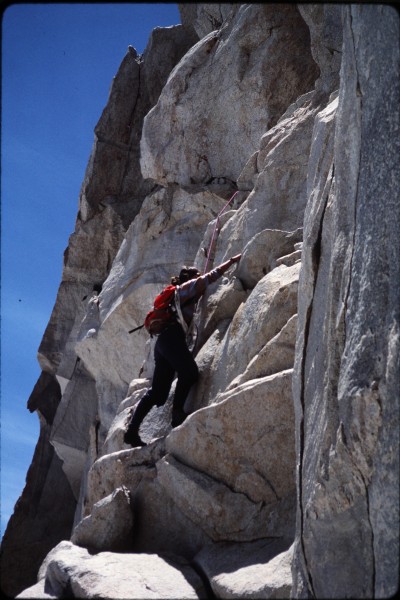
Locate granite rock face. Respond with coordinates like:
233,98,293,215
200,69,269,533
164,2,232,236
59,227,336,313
0,23,198,598
2,3,399,599
292,6,400,598
140,4,318,188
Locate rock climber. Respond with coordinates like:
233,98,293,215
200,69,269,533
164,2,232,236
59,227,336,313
124,254,242,447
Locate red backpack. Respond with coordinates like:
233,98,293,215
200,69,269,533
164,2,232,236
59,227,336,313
143,285,178,336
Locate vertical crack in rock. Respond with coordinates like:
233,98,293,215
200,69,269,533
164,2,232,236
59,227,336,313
365,475,376,593
189,560,217,599
340,9,376,589
342,9,362,348
297,165,334,598
95,418,100,456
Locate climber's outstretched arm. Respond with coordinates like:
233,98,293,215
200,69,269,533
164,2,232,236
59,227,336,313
214,254,242,276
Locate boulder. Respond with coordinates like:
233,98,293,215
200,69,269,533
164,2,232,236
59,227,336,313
227,313,298,389
236,228,303,289
85,441,165,511
194,538,294,599
192,263,300,407
71,486,132,552
164,370,296,541
157,454,277,542
17,541,207,599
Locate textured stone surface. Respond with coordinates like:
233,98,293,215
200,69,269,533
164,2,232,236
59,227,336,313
1,25,202,597
192,263,300,408
85,441,165,511
165,370,296,540
5,4,399,599
298,4,343,94
157,454,278,542
219,91,321,259
227,313,298,389
71,487,133,552
292,5,400,598
141,25,199,107
141,4,318,187
179,3,239,39
236,228,303,289
75,187,225,442
0,376,76,599
195,538,293,599
50,361,98,499
17,541,206,599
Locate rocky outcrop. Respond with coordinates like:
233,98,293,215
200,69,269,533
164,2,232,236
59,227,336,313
0,23,198,598
0,373,76,596
17,541,207,600
140,4,318,188
292,5,400,598
194,538,294,599
2,3,399,599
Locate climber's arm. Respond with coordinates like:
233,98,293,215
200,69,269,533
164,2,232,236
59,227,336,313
180,254,242,301
213,254,242,278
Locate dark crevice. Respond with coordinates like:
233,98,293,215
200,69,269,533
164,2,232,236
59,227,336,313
365,483,376,593
95,418,100,456
298,164,334,598
298,302,315,598
190,560,217,599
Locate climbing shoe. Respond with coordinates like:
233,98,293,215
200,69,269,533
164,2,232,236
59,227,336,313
171,409,187,428
124,429,146,448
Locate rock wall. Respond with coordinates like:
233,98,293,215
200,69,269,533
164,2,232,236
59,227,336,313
292,5,400,598
1,4,398,599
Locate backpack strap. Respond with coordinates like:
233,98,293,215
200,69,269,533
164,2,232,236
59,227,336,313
128,285,193,336
174,286,189,335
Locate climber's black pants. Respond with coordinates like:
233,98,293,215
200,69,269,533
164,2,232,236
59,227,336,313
153,322,199,409
128,323,198,433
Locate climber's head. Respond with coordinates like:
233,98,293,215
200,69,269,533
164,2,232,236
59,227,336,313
171,266,201,285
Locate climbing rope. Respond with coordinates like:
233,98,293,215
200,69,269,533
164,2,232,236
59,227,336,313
203,191,239,274
189,190,239,355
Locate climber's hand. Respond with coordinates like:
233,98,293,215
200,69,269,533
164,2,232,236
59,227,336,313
230,254,242,264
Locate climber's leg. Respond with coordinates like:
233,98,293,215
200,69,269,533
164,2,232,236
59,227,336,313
155,323,199,427
151,340,176,407
124,391,155,447
125,346,177,446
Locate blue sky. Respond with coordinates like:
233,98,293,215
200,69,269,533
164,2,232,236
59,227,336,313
1,1,181,539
